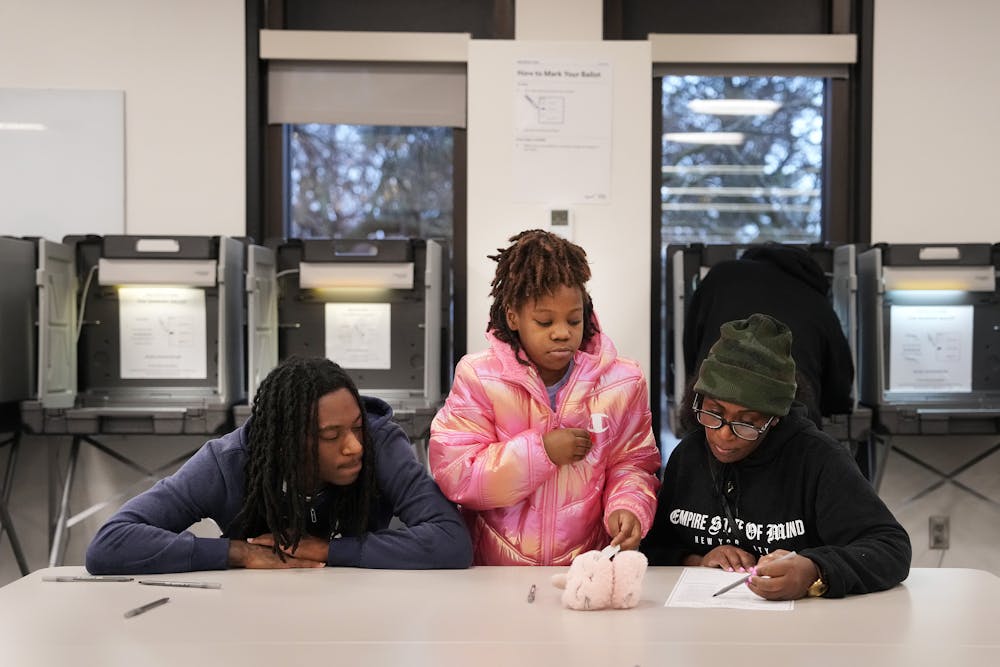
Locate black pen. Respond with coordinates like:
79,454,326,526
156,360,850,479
712,550,797,597
42,575,134,583
124,597,170,618
138,580,222,590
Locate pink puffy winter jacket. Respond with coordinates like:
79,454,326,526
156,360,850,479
429,329,661,565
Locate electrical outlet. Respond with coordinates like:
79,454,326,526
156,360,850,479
929,515,950,550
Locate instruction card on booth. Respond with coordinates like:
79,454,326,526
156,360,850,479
889,305,973,392
324,302,391,370
118,287,207,379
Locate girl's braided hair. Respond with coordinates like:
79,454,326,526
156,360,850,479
486,229,598,365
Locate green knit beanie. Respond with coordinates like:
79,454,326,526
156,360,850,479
694,313,797,416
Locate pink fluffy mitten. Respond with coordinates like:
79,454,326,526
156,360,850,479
609,550,647,609
556,550,615,610
551,549,648,611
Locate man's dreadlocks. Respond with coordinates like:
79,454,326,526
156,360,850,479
487,229,599,366
229,356,375,555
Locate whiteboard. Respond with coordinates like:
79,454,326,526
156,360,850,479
0,88,124,239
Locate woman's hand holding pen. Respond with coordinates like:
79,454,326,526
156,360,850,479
745,549,819,601
543,428,592,466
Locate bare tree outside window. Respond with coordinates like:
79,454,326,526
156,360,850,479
658,75,827,448
661,75,825,245
288,124,454,240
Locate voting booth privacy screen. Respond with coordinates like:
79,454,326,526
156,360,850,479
0,237,37,407
271,238,445,412
15,238,78,414
857,243,1000,433
22,235,247,434
245,244,279,404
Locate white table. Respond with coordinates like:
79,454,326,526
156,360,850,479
1,566,997,666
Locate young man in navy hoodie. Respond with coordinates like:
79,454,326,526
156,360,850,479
86,356,472,574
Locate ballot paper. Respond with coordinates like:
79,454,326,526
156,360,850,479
665,567,794,611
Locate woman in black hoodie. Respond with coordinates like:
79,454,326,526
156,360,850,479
643,314,911,600
683,243,854,427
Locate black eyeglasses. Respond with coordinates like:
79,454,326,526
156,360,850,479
692,395,774,442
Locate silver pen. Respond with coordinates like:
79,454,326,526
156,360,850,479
138,579,222,590
42,575,134,583
712,550,798,597
124,596,170,618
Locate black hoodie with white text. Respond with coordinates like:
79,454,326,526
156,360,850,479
642,404,911,598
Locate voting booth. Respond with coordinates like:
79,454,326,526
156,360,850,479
244,238,446,459
857,243,1000,492
275,238,444,408
0,237,37,413
18,234,248,566
664,242,871,461
21,235,245,434
0,237,34,575
858,243,1000,430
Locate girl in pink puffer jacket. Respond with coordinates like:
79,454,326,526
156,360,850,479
429,230,661,565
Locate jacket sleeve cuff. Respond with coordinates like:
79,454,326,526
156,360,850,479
327,537,363,567
604,499,656,537
191,537,231,571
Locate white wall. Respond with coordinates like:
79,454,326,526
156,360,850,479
872,0,1000,243
0,0,246,236
467,39,652,373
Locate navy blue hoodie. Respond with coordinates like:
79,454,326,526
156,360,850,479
86,397,473,574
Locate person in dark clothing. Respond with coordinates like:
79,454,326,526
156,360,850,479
86,356,473,574
644,314,911,600
683,243,854,427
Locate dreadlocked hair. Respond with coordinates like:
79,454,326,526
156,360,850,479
487,229,599,366
230,356,376,557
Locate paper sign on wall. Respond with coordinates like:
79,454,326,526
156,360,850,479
512,59,613,204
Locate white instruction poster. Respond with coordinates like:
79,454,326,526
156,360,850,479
119,287,207,379
513,59,613,203
889,305,974,392
325,303,391,370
